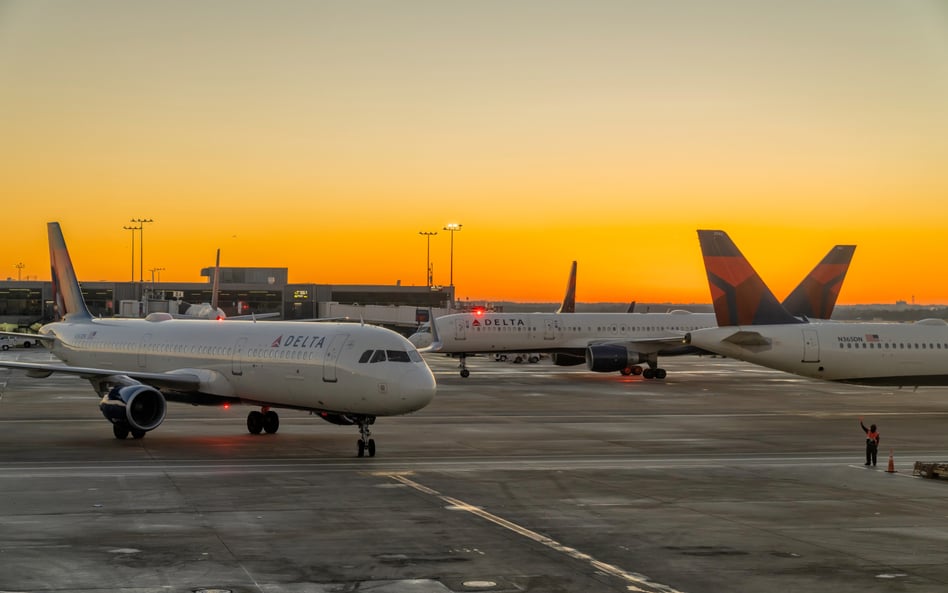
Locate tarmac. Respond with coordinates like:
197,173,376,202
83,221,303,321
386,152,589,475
2,347,948,592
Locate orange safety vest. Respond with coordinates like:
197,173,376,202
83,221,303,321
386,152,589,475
867,430,879,444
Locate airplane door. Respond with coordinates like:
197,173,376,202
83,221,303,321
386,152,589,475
138,333,152,368
322,333,348,383
232,337,248,376
802,329,820,362
544,319,557,341
454,318,467,341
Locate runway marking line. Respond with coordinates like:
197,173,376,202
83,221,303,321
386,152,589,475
381,472,686,593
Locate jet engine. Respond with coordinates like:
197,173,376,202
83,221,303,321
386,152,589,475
99,385,167,432
585,344,647,373
551,352,585,367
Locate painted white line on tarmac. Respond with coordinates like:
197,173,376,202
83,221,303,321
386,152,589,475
384,472,686,593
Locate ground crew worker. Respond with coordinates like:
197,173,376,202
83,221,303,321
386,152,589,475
860,417,880,466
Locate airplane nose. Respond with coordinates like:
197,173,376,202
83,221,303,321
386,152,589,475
402,365,437,412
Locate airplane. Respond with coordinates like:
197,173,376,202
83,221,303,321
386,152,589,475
686,229,948,387
0,223,437,456
177,249,280,320
411,260,578,350
429,245,855,379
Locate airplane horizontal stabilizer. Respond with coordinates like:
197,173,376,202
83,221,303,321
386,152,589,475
722,330,772,347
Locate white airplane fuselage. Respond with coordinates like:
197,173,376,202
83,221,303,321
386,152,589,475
42,315,436,416
432,311,716,353
687,319,948,386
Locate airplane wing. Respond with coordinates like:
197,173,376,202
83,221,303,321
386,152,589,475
0,331,54,342
0,359,203,391
588,335,688,354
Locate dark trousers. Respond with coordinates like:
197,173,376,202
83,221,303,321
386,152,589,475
866,442,878,465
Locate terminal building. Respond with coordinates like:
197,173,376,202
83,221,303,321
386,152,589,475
0,266,454,335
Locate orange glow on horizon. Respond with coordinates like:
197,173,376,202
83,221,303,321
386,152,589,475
2,3,948,306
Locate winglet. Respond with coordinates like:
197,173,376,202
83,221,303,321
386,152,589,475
781,245,855,319
47,222,92,321
427,307,442,351
697,230,802,326
555,261,577,313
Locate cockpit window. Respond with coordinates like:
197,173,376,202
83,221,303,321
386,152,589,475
360,349,424,363
386,350,412,362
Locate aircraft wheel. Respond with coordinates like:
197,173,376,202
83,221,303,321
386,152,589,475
655,368,667,379
367,438,376,457
131,428,146,439
0,345,8,351
643,368,655,379
460,369,470,378
23,341,31,348
631,366,643,376
358,439,366,457
263,410,280,434
247,411,264,434
112,422,130,440
528,355,540,363
620,367,633,376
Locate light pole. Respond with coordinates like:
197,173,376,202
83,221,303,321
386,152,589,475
419,231,437,287
122,224,141,281
443,223,462,287
149,267,165,284
15,262,24,281
131,218,154,287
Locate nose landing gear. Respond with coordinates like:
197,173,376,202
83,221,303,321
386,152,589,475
356,416,377,457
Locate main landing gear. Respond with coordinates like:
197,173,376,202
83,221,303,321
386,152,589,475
619,355,667,380
247,407,280,435
458,354,470,378
356,416,376,457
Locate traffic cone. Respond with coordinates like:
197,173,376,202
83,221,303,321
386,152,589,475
886,450,896,473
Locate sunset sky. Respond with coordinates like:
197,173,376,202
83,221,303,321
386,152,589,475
2,1,947,304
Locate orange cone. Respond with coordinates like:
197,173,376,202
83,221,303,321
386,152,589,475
886,450,896,473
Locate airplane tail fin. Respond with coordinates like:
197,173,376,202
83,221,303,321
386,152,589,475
555,261,577,313
697,230,802,326
781,245,856,319
210,248,221,311
47,222,93,321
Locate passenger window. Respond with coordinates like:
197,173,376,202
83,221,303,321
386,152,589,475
370,350,387,363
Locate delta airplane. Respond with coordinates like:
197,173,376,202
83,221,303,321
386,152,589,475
410,260,578,350
177,249,280,320
686,230,948,387
0,223,436,456
430,245,855,378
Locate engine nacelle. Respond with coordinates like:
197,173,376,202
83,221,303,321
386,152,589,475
551,352,585,367
99,385,167,432
585,345,647,373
